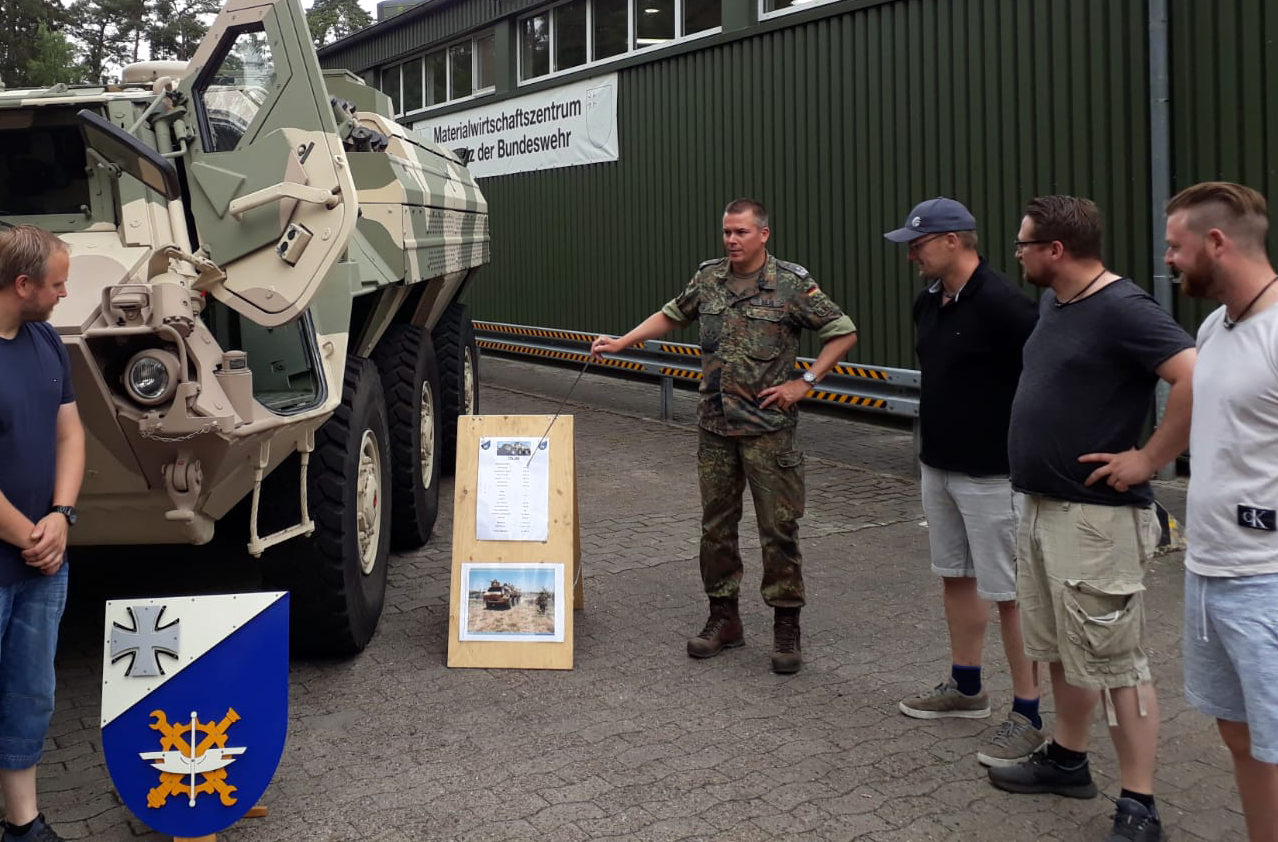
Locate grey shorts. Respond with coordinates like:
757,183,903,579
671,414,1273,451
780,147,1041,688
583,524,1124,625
919,464,1019,602
1184,569,1278,763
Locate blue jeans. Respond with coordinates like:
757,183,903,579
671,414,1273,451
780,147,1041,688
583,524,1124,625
0,566,67,769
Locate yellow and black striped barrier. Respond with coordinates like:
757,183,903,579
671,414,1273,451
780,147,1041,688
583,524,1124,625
475,320,919,418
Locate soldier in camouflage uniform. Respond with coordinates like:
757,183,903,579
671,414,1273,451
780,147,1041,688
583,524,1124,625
592,199,857,673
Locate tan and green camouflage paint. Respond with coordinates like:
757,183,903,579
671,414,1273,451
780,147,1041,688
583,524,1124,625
0,0,489,547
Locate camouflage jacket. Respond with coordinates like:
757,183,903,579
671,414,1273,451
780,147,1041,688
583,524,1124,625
662,254,856,436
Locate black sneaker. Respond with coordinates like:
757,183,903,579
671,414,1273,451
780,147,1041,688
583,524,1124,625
987,746,1099,799
2,814,65,842
1104,797,1161,841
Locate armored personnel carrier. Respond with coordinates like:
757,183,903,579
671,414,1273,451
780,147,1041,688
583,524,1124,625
0,0,486,654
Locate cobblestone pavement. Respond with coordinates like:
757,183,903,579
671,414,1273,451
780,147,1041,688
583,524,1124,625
35,356,1237,841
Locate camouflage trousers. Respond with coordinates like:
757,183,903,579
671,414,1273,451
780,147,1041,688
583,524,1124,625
697,427,806,607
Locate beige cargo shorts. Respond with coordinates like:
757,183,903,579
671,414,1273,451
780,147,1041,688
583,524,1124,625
1016,495,1162,690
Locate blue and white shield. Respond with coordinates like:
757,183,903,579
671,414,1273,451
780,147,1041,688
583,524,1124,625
101,592,289,838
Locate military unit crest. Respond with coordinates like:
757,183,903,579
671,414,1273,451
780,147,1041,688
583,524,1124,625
101,593,288,838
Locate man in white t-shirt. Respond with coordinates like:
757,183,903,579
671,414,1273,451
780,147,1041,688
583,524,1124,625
1166,181,1278,842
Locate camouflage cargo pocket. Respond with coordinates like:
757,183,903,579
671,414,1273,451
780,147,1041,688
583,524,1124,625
742,306,786,360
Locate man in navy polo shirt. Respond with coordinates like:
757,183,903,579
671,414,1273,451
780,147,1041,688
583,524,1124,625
0,225,84,842
885,198,1043,766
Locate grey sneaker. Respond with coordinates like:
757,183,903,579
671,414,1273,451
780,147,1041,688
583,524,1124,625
898,678,991,719
977,711,1049,767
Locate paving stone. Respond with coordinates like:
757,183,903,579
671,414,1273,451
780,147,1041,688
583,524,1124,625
28,356,1241,840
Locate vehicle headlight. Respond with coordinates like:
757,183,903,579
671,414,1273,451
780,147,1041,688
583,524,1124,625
124,349,180,406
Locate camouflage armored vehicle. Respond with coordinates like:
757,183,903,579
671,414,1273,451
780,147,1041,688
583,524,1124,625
482,580,520,610
0,0,487,654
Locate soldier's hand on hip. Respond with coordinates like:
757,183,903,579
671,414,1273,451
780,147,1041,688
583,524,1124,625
759,379,810,410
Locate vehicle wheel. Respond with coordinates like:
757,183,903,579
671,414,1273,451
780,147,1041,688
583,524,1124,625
371,324,442,550
262,356,391,656
432,302,479,474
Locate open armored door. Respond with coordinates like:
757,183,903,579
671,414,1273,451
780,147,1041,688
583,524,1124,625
177,0,356,328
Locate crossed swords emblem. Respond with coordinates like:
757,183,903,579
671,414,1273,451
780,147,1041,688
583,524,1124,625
142,708,246,808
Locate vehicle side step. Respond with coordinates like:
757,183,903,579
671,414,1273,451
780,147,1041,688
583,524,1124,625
247,430,316,557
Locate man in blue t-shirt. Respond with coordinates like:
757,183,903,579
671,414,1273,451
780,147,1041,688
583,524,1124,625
988,196,1195,842
0,225,84,842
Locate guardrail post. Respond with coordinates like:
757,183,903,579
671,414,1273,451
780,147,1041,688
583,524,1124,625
660,375,674,422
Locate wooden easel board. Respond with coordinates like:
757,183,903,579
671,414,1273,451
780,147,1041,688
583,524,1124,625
447,415,580,669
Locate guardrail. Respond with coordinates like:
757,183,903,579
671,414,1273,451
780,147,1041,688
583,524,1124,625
474,321,920,421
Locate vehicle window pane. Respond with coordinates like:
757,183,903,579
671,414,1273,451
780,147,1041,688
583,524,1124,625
593,0,627,60
449,41,472,99
635,0,674,48
475,33,495,89
684,0,721,34
426,50,446,105
381,64,400,115
402,57,423,113
202,28,276,151
554,0,587,71
520,14,550,79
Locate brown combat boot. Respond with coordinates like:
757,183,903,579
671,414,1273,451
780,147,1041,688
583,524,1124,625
771,607,802,674
687,597,744,658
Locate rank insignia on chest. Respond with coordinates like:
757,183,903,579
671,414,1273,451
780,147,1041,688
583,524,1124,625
101,592,289,838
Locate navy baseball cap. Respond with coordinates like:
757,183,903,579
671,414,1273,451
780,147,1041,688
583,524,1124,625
883,197,977,242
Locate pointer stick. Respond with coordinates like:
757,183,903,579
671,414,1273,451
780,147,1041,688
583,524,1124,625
528,353,592,466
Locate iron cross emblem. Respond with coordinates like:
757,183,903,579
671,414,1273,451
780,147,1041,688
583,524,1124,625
109,605,180,678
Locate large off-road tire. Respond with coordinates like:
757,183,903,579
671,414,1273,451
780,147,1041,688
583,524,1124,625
262,356,392,656
371,324,442,550
432,302,479,473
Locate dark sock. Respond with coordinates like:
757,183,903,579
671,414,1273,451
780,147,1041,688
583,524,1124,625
1012,696,1043,730
1120,789,1156,810
5,817,36,837
1046,741,1088,768
951,664,982,696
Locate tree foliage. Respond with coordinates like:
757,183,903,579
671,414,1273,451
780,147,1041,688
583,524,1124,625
307,0,373,48
0,0,71,87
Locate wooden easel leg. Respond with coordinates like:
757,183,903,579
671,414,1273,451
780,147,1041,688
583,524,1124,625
572,453,584,610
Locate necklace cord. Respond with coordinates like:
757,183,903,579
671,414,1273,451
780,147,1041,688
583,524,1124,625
1223,275,1278,330
1054,269,1107,308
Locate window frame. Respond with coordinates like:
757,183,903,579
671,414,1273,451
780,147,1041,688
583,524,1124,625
517,0,721,86
758,0,841,20
380,28,497,119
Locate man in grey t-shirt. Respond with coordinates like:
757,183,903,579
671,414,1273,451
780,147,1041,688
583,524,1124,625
987,196,1195,842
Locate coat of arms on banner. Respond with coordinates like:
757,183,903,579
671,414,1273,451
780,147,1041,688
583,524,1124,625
101,592,289,838
585,81,615,148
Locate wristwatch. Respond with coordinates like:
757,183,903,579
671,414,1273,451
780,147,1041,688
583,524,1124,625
50,505,77,527
801,371,817,386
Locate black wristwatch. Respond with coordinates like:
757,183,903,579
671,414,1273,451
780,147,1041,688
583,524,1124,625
50,505,77,526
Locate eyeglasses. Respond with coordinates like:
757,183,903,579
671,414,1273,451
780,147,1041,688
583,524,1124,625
907,234,943,252
1013,239,1053,253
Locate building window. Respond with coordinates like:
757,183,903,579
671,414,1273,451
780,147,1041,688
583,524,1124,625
475,32,495,90
378,29,496,116
635,1,674,49
402,56,423,113
380,64,400,115
593,0,628,61
555,0,588,70
520,0,720,82
449,41,472,99
521,14,550,80
426,50,447,106
761,0,838,16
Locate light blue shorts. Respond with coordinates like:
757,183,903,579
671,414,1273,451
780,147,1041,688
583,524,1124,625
1183,569,1278,763
0,565,68,769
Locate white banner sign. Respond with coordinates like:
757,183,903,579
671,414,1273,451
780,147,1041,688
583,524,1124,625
413,74,618,178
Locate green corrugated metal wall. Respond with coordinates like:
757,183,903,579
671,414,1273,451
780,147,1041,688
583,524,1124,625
1170,0,1278,330
468,0,1152,367
320,0,1278,369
